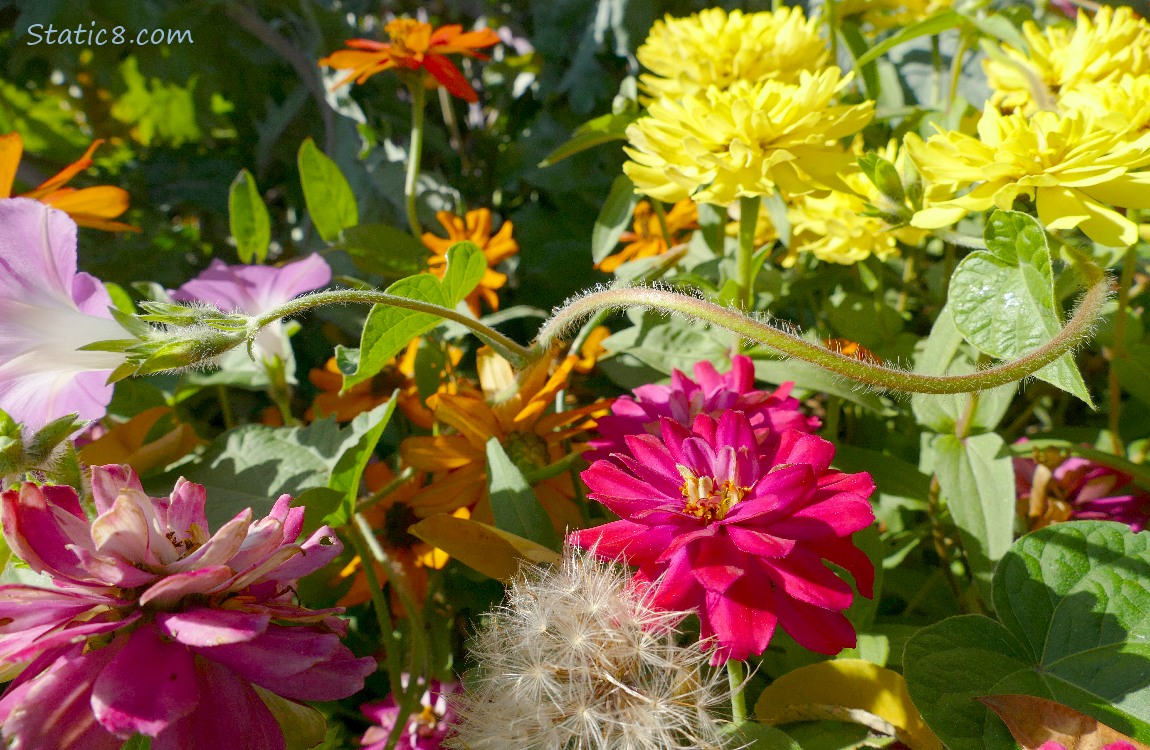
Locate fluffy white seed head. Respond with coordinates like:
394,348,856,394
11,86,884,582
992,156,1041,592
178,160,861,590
448,547,733,750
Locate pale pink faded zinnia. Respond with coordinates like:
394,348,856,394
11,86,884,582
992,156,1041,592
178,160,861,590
0,198,128,429
0,464,375,749
585,354,819,463
360,677,460,750
572,411,875,663
1014,453,1150,532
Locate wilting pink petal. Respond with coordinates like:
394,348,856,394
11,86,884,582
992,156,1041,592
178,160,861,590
361,678,461,750
574,408,875,664
1015,448,1150,532
0,464,369,747
0,198,128,429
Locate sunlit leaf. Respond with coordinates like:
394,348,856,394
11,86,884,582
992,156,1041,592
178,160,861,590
408,514,560,581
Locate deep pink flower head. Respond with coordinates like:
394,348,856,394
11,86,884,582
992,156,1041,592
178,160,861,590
172,254,331,368
572,411,875,664
586,355,819,463
360,677,460,750
1014,452,1150,532
0,464,375,750
0,198,128,429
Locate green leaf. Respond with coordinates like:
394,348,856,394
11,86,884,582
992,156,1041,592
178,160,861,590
720,722,802,750
931,432,1015,603
341,223,429,279
485,438,560,550
345,242,486,389
591,174,639,264
228,168,270,264
119,736,151,750
904,522,1150,750
538,109,637,167
950,210,1091,405
326,398,399,526
254,685,329,750
854,10,964,67
912,306,1015,434
298,137,358,242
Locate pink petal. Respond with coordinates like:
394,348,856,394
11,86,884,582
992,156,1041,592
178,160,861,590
164,508,252,574
89,465,145,515
91,625,199,738
737,464,817,520
1,482,95,583
582,460,675,512
761,549,854,611
807,536,876,598
775,430,836,475
775,596,857,654
699,579,777,664
4,613,138,665
165,478,210,543
570,520,676,565
157,607,271,647
769,493,875,538
90,494,151,562
260,525,342,582
723,526,796,558
151,659,286,750
139,566,235,608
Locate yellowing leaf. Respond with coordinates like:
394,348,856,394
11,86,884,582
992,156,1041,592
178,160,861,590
979,694,1149,750
408,513,560,581
79,406,201,475
754,659,942,750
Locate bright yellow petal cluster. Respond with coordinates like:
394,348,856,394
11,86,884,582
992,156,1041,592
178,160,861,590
836,0,950,32
984,6,1150,116
637,7,827,101
1059,74,1150,136
907,105,1150,247
624,68,874,206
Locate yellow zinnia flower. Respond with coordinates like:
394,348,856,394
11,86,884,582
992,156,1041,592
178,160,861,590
596,199,698,272
637,7,827,101
422,208,518,316
984,6,1150,116
400,350,610,534
906,105,1150,247
1058,74,1150,137
624,68,875,206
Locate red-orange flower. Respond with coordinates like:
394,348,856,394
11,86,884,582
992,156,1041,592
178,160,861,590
0,132,137,232
319,18,500,102
422,208,518,315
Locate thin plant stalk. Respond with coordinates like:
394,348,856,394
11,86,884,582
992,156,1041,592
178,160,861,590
1108,245,1137,454
737,195,762,311
404,80,427,238
727,660,747,725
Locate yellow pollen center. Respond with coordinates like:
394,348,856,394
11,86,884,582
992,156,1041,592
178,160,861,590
386,19,432,57
678,465,748,523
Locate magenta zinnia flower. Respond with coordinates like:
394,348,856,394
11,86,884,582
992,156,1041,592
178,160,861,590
1014,452,1150,531
172,255,332,373
360,677,460,750
586,354,819,463
572,412,875,663
0,464,375,749
0,198,129,429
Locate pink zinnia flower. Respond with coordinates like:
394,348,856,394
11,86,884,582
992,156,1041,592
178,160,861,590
360,677,460,750
172,255,332,372
0,464,375,749
572,411,875,663
0,198,129,429
1014,453,1150,532
586,354,818,463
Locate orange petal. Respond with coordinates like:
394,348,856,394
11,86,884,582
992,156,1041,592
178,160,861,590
422,54,478,102
41,185,129,219
0,132,23,198
401,434,479,471
432,393,503,447
26,139,102,198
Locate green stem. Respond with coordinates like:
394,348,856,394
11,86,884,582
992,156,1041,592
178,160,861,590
945,32,970,118
405,81,427,239
727,660,747,725
255,289,533,368
215,385,236,431
737,195,762,311
532,270,1108,394
650,198,674,249
826,0,839,67
347,525,397,686
1108,246,1137,454
523,451,586,484
356,465,416,513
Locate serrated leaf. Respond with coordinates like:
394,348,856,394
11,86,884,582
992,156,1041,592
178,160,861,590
326,398,398,527
485,438,560,550
298,137,358,242
538,109,636,167
346,242,486,389
408,514,560,581
229,168,270,264
591,174,639,264
950,210,1091,404
341,223,429,279
904,521,1150,750
755,659,942,750
931,432,1015,603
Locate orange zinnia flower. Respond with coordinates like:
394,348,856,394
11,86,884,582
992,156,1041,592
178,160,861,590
319,18,500,102
596,199,698,272
422,208,518,315
307,338,464,427
0,132,137,231
400,350,611,535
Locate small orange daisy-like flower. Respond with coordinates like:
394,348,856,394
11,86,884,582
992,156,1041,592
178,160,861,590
307,339,464,427
319,18,500,102
596,199,698,272
573,326,612,374
422,208,518,315
400,349,611,534
0,132,137,231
